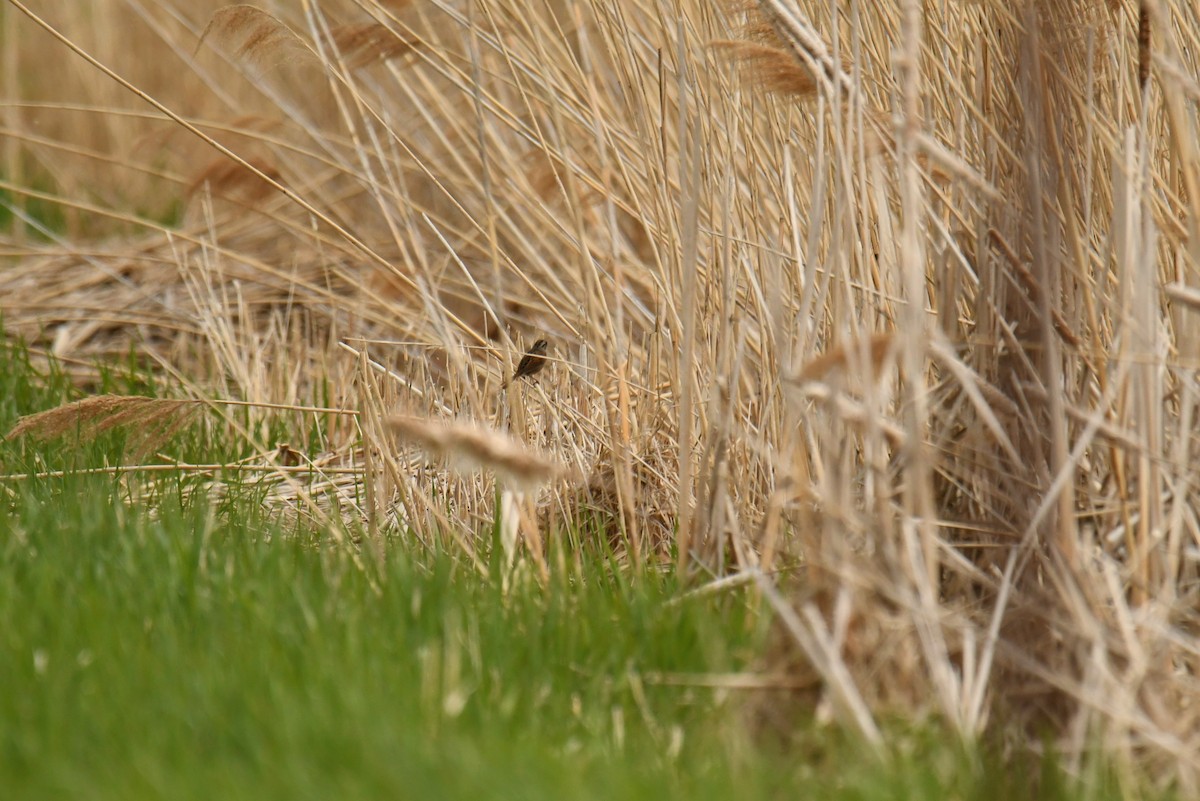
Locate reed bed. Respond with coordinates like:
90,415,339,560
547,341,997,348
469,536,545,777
3,0,1200,790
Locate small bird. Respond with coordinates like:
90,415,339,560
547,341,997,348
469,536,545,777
501,338,549,388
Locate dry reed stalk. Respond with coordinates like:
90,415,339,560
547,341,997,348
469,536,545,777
1138,1,1151,88
718,0,1200,786
3,5,23,244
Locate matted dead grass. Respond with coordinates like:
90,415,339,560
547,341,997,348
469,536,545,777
3,0,1200,791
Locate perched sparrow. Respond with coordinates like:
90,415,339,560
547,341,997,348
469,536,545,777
501,338,549,388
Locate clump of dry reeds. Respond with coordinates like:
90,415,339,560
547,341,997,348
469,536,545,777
3,0,1200,791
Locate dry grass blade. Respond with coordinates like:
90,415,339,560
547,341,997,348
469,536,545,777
755,572,883,749
1164,282,1200,312
386,416,561,489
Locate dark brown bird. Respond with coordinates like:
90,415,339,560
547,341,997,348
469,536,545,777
501,338,549,388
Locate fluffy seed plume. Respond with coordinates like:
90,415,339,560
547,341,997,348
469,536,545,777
790,333,895,384
5,395,201,460
330,23,418,69
386,416,561,489
709,40,818,98
195,5,314,68
187,156,282,201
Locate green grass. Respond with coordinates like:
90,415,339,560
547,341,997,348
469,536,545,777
0,490,758,800
0,336,1143,800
